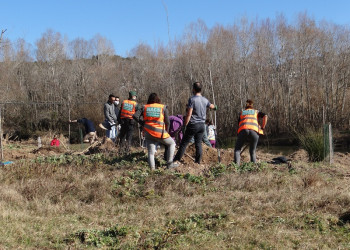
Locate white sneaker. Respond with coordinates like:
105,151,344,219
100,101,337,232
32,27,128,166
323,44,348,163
167,161,180,169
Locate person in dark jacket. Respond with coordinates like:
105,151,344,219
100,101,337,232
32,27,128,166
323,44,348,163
69,118,97,143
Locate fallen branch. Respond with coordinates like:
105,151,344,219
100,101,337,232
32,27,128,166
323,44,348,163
59,139,69,151
73,141,100,155
0,29,7,45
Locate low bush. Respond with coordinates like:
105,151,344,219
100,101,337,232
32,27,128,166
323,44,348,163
296,128,325,162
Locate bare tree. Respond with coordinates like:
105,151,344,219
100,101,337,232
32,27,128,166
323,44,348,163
0,29,7,46
1,14,350,139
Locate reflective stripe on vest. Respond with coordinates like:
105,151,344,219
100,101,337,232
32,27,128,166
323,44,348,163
120,100,136,119
143,103,170,139
237,109,264,135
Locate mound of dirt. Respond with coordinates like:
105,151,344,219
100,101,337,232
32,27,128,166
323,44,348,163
330,152,350,166
6,151,37,160
32,146,66,155
173,144,301,175
84,137,116,155
181,144,217,165
177,143,235,165
288,149,309,162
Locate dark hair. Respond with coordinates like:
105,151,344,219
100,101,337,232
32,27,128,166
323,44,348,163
147,93,161,104
193,82,202,93
245,99,254,109
115,96,119,99
109,94,116,99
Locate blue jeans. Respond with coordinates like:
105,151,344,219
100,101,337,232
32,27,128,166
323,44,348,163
106,125,116,142
174,123,205,163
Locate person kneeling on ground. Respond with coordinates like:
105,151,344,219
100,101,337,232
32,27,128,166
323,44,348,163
163,114,184,161
50,136,60,147
133,93,178,170
234,99,267,165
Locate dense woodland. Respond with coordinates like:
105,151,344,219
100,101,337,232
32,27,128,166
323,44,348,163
0,13,349,139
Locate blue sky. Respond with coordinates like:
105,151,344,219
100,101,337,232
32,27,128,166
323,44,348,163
2,0,350,57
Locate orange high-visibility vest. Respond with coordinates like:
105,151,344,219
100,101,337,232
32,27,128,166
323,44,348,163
120,100,137,119
143,103,170,139
237,109,264,135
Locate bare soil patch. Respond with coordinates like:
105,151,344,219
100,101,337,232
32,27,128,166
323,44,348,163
32,146,66,155
2,138,350,174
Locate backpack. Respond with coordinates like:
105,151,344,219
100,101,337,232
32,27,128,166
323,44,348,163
169,115,183,137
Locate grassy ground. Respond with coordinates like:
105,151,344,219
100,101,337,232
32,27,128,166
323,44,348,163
0,150,350,249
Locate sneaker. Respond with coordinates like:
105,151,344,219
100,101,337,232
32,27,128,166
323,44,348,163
167,161,180,169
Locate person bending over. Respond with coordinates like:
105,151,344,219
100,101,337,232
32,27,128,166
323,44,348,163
234,99,267,165
133,93,178,170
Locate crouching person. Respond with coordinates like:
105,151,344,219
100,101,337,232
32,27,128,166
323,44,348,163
133,93,178,170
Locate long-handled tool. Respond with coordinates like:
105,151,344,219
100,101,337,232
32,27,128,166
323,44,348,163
209,64,221,162
240,144,248,155
174,145,195,161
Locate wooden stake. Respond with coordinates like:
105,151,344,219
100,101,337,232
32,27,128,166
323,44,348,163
209,63,221,162
68,104,71,146
329,123,333,164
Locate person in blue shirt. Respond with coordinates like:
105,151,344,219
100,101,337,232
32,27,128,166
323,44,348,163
69,118,97,144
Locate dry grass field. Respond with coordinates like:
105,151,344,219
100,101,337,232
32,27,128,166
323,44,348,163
0,140,350,248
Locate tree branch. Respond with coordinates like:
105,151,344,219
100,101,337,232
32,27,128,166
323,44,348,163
0,29,7,45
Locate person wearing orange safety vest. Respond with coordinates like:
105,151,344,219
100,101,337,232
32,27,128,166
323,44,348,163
133,93,178,170
118,91,140,150
234,99,268,166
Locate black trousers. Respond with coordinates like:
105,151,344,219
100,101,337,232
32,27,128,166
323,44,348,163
174,122,205,163
234,129,259,165
119,119,135,147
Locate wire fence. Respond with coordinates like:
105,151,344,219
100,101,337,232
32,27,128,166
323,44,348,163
0,101,108,139
323,123,334,164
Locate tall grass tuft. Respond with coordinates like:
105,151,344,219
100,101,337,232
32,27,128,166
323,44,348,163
296,128,325,162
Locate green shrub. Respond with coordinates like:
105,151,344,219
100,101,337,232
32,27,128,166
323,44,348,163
233,162,266,173
74,225,129,247
296,128,325,162
141,212,227,248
